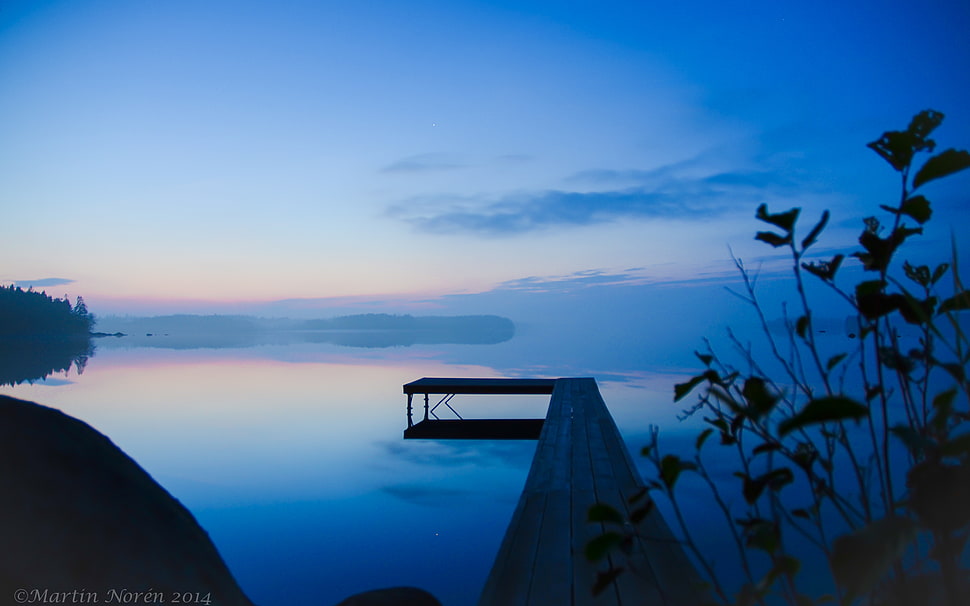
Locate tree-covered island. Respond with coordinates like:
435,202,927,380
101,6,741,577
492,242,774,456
0,285,96,338
0,285,99,386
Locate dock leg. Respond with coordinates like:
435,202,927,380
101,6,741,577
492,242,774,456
423,393,429,421
407,393,414,428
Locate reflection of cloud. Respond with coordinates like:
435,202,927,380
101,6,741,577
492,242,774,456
381,153,465,173
36,378,75,386
380,439,536,469
382,483,471,507
9,277,75,288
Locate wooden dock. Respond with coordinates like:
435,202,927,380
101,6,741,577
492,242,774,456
478,378,704,605
401,377,705,604
403,378,555,440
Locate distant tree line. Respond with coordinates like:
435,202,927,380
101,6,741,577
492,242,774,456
0,286,96,338
302,313,514,333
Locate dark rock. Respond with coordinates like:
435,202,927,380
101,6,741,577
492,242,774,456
334,586,442,606
0,395,254,605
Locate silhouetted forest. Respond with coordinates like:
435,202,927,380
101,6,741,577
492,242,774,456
302,313,513,334
0,286,95,337
0,286,96,386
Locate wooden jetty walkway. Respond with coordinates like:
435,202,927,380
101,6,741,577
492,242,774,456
401,377,705,605
403,378,555,440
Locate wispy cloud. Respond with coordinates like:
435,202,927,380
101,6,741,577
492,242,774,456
8,277,75,288
388,183,733,236
387,188,713,235
380,152,466,173
496,268,653,293
387,157,814,236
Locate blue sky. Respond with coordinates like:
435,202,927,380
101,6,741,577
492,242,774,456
2,0,968,318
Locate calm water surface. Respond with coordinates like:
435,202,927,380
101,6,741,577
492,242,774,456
2,338,697,606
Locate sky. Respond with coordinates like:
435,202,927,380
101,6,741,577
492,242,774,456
2,0,969,319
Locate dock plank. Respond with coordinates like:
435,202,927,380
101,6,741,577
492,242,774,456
403,377,556,395
477,377,705,606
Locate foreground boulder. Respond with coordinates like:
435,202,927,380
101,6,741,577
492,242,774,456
0,395,254,605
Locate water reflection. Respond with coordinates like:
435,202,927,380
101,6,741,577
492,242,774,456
2,344,560,605
0,318,699,606
0,336,93,386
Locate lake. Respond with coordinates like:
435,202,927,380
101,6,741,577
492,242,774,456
1,328,707,606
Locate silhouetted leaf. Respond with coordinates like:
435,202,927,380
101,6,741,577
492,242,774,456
890,425,934,458
898,292,936,325
739,468,794,504
773,555,801,578
742,377,779,419
753,441,782,456
745,520,780,553
694,351,713,367
627,487,648,505
913,148,970,189
858,292,904,320
940,433,970,457
767,467,794,490
826,353,847,371
877,346,915,374
900,195,933,224
778,397,869,436
938,289,970,314
908,109,944,141
592,567,624,595
755,231,791,248
588,504,625,525
791,508,811,520
675,372,707,402
796,315,809,338
854,226,920,273
932,262,950,284
629,500,655,524
659,454,695,490
756,204,800,232
939,363,966,384
585,532,623,562
904,262,931,287
801,210,829,250
868,130,916,172
933,388,957,413
802,254,844,282
830,517,918,605
696,428,714,451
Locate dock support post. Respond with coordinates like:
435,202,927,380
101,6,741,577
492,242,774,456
423,393,430,421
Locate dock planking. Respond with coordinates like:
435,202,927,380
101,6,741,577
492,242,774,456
403,377,557,395
476,378,705,606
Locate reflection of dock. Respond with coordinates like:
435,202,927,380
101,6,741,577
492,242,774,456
401,377,704,604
